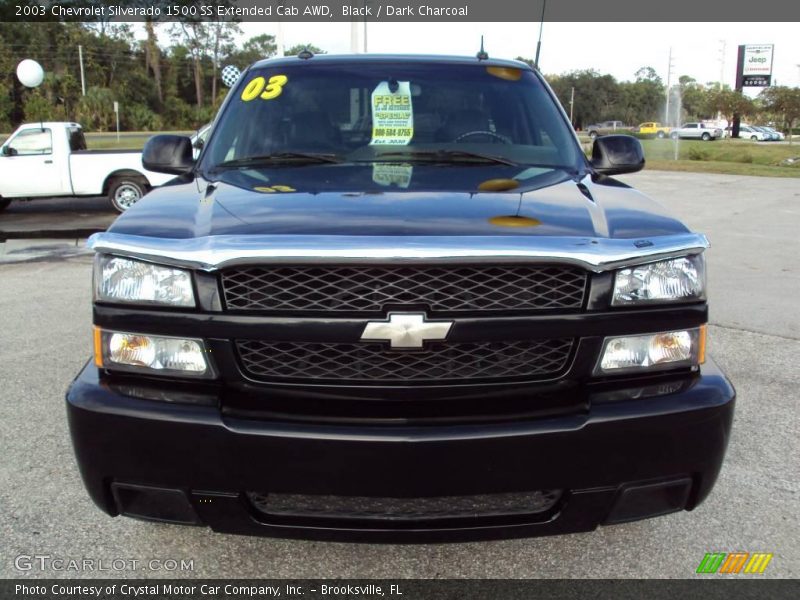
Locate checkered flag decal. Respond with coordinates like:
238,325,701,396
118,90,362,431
221,65,241,88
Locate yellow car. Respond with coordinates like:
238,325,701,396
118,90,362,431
636,122,672,138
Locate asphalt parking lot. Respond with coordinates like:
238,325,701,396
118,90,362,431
0,171,798,578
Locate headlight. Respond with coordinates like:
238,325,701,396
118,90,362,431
95,255,195,307
612,255,705,305
94,328,213,378
595,326,706,375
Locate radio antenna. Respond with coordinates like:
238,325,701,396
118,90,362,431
476,36,489,61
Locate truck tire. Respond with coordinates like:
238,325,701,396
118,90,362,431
670,131,679,140
0,198,10,212
701,132,711,141
588,131,598,140
657,131,666,139
108,177,147,213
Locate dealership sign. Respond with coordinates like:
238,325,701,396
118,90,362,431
741,44,774,87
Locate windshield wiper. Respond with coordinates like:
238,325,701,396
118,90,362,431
213,152,341,170
374,149,518,166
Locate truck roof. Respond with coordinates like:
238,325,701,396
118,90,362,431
250,53,534,71
14,122,81,129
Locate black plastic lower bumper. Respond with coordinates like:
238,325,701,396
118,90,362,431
66,359,735,542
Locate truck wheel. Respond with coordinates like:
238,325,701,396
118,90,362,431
750,135,758,141
108,177,147,213
0,198,10,212
701,133,711,141
588,131,598,140
657,131,666,139
670,132,679,140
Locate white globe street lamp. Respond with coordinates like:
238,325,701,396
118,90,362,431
16,59,44,88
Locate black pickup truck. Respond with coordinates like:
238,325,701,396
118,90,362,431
67,54,735,542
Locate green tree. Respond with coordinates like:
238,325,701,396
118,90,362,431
285,44,327,56
171,22,210,108
230,34,277,67
617,67,665,125
706,89,756,135
23,90,64,122
76,87,115,131
547,70,619,129
759,86,800,144
0,21,328,131
208,20,242,107
678,76,711,121
144,20,164,106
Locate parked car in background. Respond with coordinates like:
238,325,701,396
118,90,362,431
738,125,771,141
669,123,723,141
635,122,671,138
751,126,779,141
0,122,173,213
191,122,212,159
761,126,785,141
586,120,632,139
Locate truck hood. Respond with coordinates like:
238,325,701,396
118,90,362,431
108,163,690,240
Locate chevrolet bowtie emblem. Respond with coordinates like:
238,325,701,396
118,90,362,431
360,313,453,349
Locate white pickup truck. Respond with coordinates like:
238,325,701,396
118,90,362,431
0,122,173,213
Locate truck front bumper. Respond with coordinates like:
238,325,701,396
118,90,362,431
66,359,734,543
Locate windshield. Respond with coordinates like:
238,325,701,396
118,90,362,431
202,61,582,172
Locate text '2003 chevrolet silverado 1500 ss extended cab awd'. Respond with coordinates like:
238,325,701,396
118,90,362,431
67,54,735,543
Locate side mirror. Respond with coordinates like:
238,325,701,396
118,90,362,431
1,145,17,156
142,135,195,175
590,134,645,176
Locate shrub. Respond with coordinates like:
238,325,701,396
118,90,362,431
687,146,709,161
23,91,65,122
76,87,115,131
123,104,164,131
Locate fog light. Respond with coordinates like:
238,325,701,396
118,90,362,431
95,328,213,378
596,327,704,375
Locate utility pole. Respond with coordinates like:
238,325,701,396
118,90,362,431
534,0,546,69
664,47,674,126
276,22,284,57
78,45,86,96
569,86,575,125
363,0,368,52
717,40,726,122
113,101,120,142
350,21,359,53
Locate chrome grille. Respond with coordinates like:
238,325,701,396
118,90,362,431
220,264,587,313
236,338,574,383
247,490,562,521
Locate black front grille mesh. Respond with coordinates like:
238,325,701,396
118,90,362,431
247,490,563,521
221,264,587,313
236,338,574,383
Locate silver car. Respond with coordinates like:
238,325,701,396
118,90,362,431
669,123,723,141
738,126,770,141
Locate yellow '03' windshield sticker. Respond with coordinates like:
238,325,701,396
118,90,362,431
241,75,288,102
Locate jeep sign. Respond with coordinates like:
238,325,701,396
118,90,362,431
741,44,774,87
